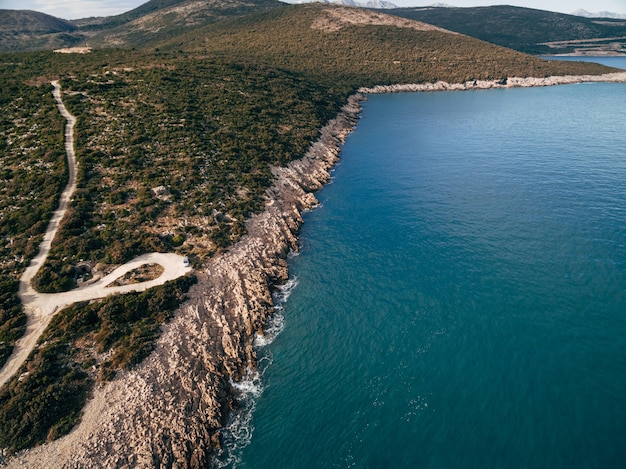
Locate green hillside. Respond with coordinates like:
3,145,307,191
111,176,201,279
165,4,614,85
389,5,626,55
0,0,284,53
84,0,283,48
0,10,86,52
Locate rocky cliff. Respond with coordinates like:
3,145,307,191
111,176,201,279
8,95,363,468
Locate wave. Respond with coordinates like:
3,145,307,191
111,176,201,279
253,276,298,348
253,313,284,348
302,201,324,214
273,275,299,305
214,276,299,467
213,369,264,468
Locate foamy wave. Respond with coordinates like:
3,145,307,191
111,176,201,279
230,368,264,400
254,312,284,348
274,276,299,305
303,200,325,213
212,403,255,468
213,370,264,468
214,277,299,467
254,276,297,348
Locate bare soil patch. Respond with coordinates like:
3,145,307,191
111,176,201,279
107,263,165,287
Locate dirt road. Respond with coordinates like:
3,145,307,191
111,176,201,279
0,82,191,389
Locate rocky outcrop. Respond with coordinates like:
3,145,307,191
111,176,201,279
8,94,363,468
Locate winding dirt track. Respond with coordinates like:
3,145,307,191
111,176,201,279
0,82,191,389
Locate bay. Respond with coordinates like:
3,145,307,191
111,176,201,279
216,79,626,468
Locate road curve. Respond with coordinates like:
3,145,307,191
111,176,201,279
0,82,191,389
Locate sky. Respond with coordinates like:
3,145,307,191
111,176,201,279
0,0,624,20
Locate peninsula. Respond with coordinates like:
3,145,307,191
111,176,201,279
1,1,624,466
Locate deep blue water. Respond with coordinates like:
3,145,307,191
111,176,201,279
215,77,626,468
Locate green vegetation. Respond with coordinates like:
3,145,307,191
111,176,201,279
0,80,67,365
85,0,283,49
390,5,626,55
166,5,615,86
31,59,343,292
0,0,284,53
0,274,195,453
0,0,621,454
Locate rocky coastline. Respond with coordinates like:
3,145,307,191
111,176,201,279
9,72,626,468
358,72,626,93
7,94,364,468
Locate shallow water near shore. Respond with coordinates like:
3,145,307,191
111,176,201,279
215,77,626,467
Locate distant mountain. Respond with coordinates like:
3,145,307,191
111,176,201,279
365,0,397,8
0,9,75,33
0,0,284,52
3,0,626,55
388,5,626,54
0,9,87,52
69,0,192,31
572,9,626,20
85,0,283,48
290,0,398,9
152,2,613,84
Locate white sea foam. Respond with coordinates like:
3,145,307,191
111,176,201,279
213,369,265,468
274,275,299,305
214,277,299,467
253,312,284,348
253,276,298,348
302,202,324,213
230,368,264,399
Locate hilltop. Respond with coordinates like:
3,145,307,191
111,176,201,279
3,2,626,55
0,0,283,52
0,10,86,52
83,0,283,48
156,4,614,85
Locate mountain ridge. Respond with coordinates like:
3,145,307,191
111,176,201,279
290,0,398,9
389,5,626,55
85,0,282,48
3,1,626,54
0,9,86,52
572,9,626,20
0,0,284,52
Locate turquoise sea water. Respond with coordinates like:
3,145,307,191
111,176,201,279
215,63,626,468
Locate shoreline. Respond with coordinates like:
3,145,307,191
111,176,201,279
9,72,626,467
8,94,364,468
358,72,626,93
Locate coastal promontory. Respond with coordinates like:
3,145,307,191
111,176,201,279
0,1,622,466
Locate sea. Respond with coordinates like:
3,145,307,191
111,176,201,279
214,57,626,468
